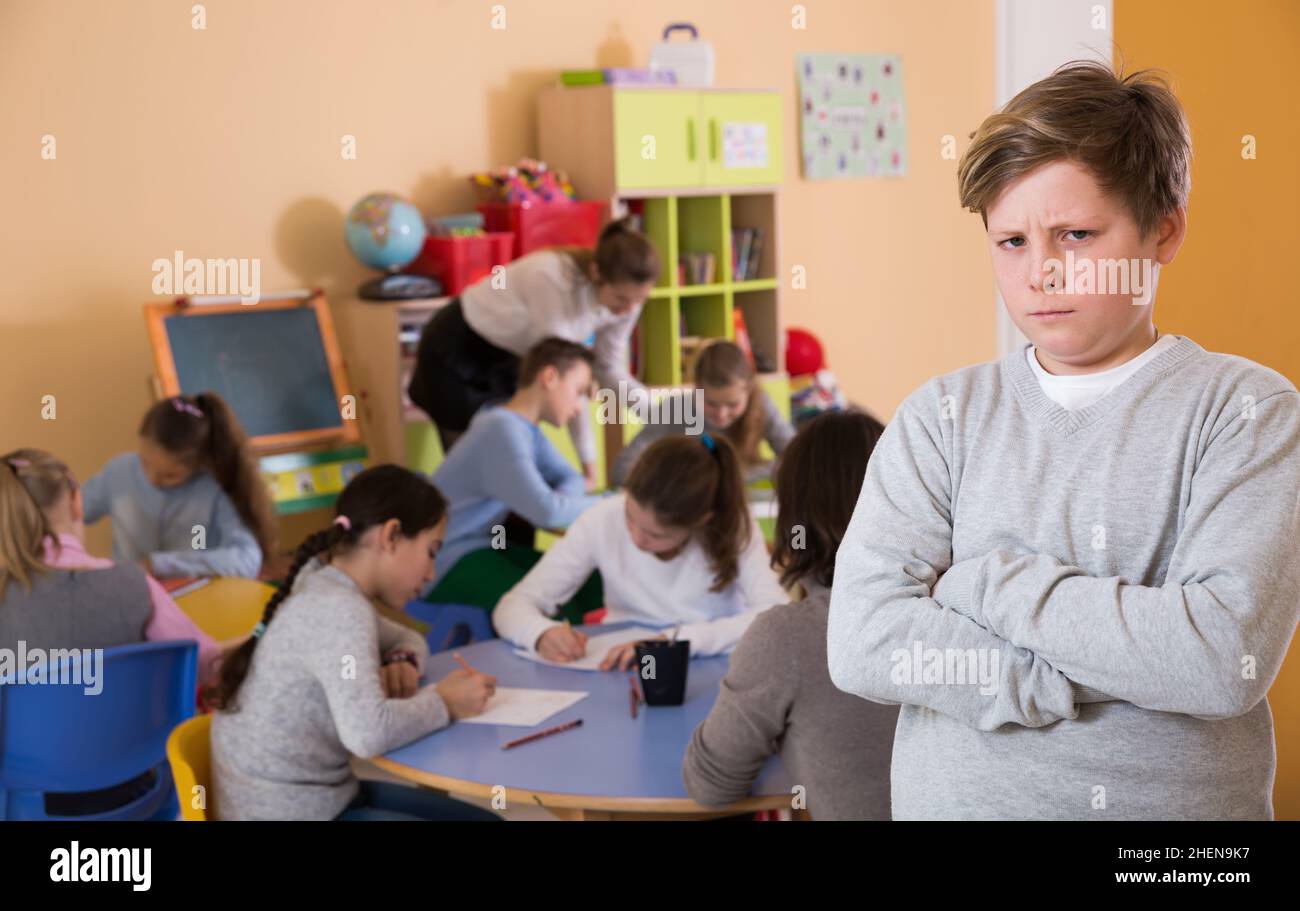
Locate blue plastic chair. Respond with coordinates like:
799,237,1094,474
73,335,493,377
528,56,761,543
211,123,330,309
0,640,197,821
404,601,495,654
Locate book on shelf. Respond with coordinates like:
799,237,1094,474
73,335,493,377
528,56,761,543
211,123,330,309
561,68,677,86
732,309,756,368
731,227,766,281
678,252,716,286
746,228,764,280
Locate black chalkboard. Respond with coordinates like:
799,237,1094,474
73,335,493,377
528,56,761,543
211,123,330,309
163,307,343,439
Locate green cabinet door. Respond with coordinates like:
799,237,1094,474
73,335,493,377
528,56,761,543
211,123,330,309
756,373,791,461
613,91,703,189
700,93,784,187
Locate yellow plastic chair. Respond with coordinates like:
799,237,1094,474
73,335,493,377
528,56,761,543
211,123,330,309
174,577,276,641
167,714,212,821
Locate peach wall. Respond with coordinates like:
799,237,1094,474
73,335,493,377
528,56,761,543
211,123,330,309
1115,0,1300,819
2,0,1295,819
0,0,998,559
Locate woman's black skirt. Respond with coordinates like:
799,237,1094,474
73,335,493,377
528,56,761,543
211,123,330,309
407,298,521,434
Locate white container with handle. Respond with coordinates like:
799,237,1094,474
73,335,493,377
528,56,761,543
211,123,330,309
649,23,714,88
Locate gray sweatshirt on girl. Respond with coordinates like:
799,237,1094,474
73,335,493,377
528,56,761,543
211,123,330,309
683,579,898,819
211,561,447,820
828,336,1300,819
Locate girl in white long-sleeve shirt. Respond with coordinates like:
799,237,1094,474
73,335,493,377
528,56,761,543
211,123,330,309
493,433,787,670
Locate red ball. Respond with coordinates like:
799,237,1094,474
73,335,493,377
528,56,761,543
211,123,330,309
785,327,824,376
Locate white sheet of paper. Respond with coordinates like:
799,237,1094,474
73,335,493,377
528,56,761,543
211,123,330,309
512,626,663,672
457,687,588,727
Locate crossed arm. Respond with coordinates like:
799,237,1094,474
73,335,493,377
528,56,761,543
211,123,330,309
827,387,1300,730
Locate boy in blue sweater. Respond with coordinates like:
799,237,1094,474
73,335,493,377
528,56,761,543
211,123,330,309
828,61,1300,819
425,337,603,620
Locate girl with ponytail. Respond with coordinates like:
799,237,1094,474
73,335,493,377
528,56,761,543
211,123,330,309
209,464,499,821
81,392,275,578
493,434,787,670
684,412,898,820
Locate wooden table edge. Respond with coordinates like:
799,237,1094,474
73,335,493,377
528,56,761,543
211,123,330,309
370,755,792,817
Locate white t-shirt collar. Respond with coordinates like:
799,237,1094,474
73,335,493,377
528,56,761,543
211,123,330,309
1027,333,1179,412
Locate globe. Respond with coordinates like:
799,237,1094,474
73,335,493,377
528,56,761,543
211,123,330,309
344,192,426,272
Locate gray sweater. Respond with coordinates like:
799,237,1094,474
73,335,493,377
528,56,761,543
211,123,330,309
684,579,898,819
829,336,1300,820
0,564,150,652
610,388,795,486
211,561,448,820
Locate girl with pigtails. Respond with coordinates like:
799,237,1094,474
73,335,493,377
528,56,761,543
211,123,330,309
209,465,499,821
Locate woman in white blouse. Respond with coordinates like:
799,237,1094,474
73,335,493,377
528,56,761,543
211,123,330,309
409,218,659,486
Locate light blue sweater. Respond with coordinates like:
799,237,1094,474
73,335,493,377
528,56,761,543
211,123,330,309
431,406,600,582
82,452,262,579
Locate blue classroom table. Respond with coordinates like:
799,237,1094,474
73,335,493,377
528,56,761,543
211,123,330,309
374,624,795,820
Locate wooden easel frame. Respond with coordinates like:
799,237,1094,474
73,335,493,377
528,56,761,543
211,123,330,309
143,291,361,454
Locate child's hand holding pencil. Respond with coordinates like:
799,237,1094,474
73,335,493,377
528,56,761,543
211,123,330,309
435,652,498,720
535,619,588,663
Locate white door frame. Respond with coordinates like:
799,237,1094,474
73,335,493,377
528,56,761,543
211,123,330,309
993,0,1113,356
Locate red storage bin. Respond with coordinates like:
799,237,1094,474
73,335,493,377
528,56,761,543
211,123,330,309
478,200,606,259
404,232,514,295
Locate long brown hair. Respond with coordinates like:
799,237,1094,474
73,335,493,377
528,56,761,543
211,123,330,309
559,216,660,286
0,448,78,599
210,464,447,711
771,411,885,589
139,393,276,563
624,434,748,592
696,340,765,468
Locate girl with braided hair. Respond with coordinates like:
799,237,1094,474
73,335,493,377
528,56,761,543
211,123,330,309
209,464,499,821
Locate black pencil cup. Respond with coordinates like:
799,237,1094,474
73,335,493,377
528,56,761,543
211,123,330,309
634,639,690,706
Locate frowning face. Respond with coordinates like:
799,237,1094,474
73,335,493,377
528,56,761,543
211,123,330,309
986,159,1184,374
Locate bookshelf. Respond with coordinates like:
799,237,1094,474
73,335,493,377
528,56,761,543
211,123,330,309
538,85,786,391
629,192,780,385
328,84,790,485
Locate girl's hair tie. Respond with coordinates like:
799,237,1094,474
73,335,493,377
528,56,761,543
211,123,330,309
700,432,716,453
171,397,204,418
6,457,31,470
333,515,352,531
251,621,268,639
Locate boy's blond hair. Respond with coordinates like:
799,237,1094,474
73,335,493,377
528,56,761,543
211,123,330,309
957,60,1192,237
